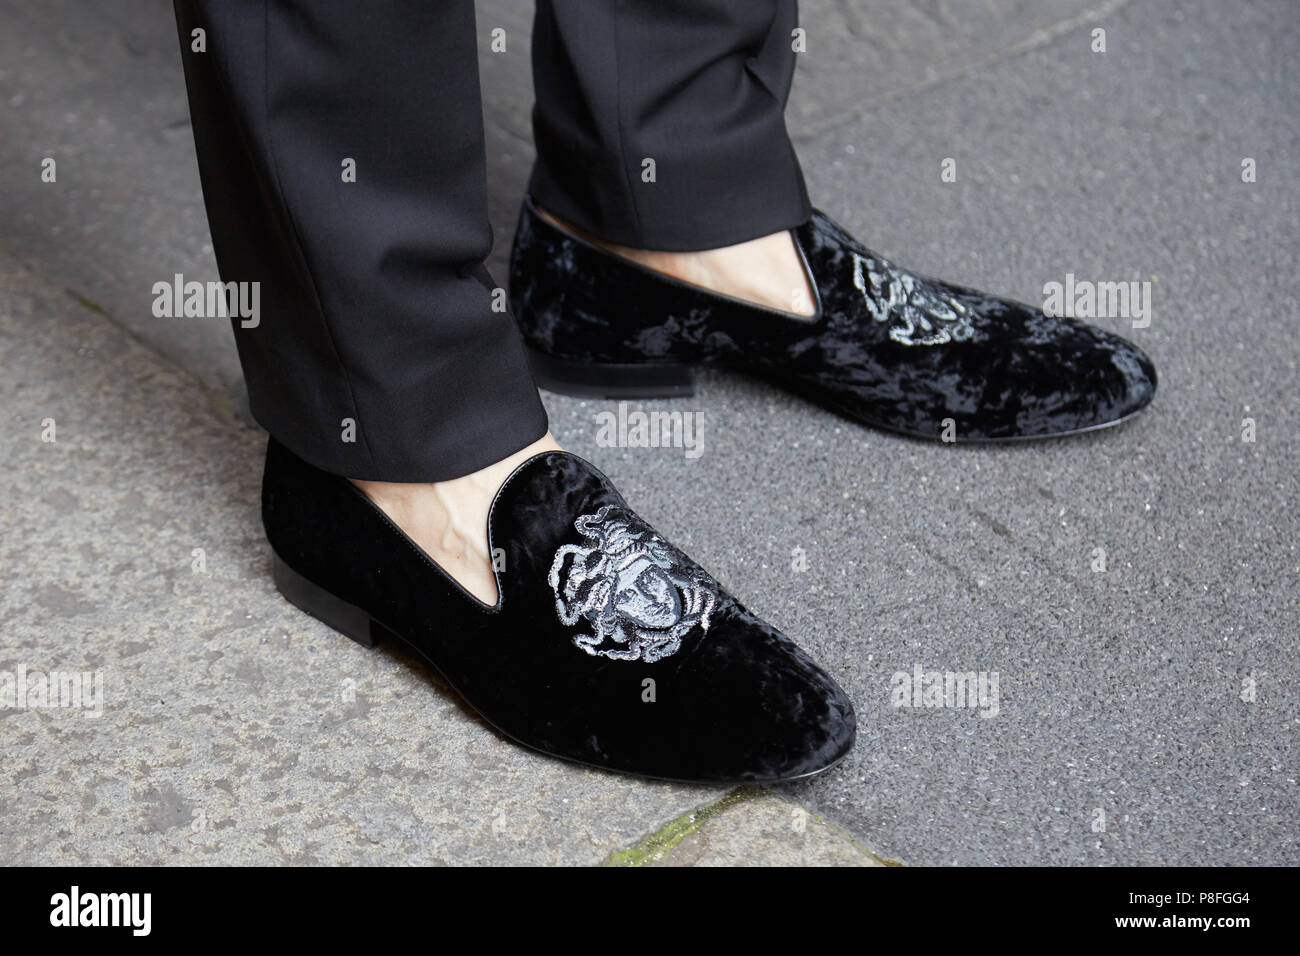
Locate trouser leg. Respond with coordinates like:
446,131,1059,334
528,0,810,251
173,0,547,482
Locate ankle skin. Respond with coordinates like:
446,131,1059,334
534,205,816,317
349,433,564,604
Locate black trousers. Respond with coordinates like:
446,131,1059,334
173,0,809,482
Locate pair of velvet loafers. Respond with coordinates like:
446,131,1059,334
267,199,1157,784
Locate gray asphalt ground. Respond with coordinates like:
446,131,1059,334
1,0,1296,865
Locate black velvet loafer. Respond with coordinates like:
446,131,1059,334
262,438,855,783
509,197,1157,441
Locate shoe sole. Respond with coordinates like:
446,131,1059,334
526,346,1155,442
271,550,853,786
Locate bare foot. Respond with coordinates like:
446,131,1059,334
350,432,563,605
535,206,816,317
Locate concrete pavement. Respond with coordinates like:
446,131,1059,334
1,0,1296,865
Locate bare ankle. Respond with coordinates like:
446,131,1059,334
350,433,563,604
533,205,815,317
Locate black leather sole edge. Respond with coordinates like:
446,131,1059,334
527,346,695,399
272,551,395,648
270,548,851,786
788,373,1158,444
527,345,1154,442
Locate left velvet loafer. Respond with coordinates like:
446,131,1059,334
509,196,1157,441
263,437,856,783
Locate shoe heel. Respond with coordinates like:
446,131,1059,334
272,552,388,649
527,346,695,399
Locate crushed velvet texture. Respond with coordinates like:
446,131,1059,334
510,197,1158,440
262,438,855,782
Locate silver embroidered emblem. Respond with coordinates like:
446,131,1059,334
852,251,977,346
549,505,716,662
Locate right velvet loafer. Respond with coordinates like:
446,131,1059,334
509,196,1158,441
261,437,856,783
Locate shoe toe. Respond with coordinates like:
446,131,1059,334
1017,324,1157,437
665,612,857,782
1105,331,1158,419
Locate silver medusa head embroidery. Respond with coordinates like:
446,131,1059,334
851,251,979,346
549,505,717,662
